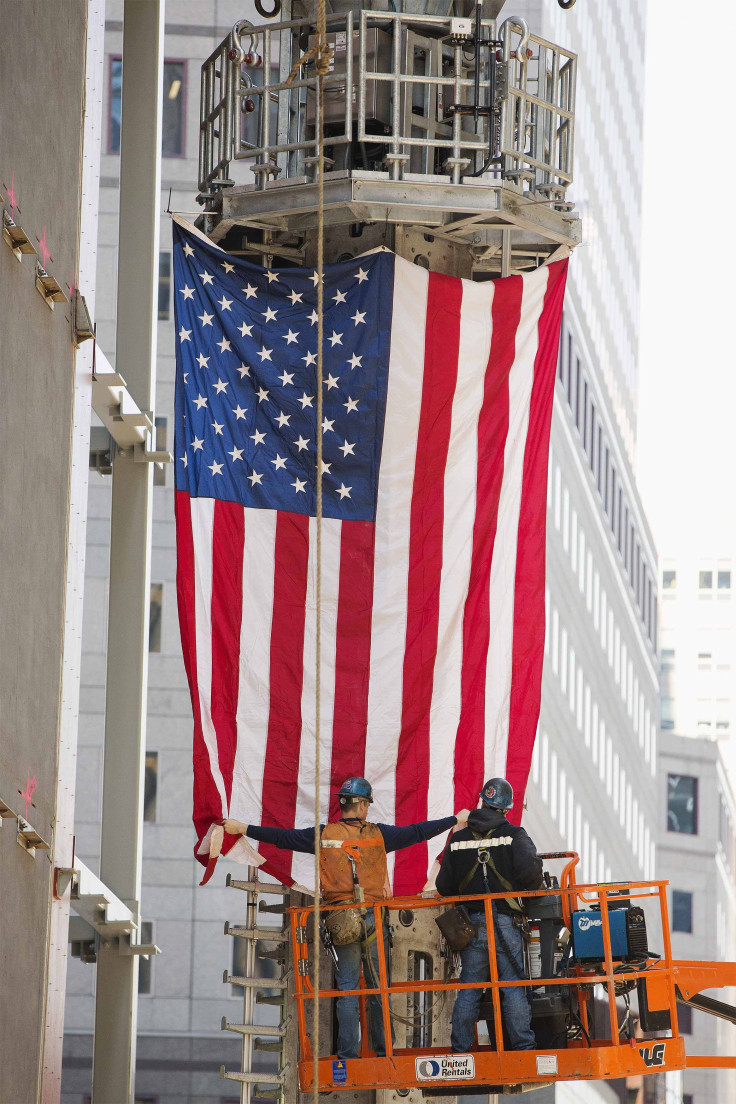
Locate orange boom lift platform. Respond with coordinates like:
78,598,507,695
288,853,736,1095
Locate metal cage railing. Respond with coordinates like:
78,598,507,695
198,13,576,200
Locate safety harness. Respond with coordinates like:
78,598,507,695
454,827,524,914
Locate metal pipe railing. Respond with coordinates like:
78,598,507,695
198,11,576,197
289,873,678,1075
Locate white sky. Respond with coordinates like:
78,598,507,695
637,0,736,557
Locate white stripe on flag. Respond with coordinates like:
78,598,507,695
229,507,278,821
291,517,342,890
365,257,429,873
484,266,550,775
191,496,228,808
427,279,494,822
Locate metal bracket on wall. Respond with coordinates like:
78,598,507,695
0,796,51,857
35,262,68,309
2,208,37,261
92,345,173,467
61,856,161,957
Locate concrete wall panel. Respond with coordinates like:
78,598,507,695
0,1,89,1098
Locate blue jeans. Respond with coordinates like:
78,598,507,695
451,907,535,1052
333,908,393,1059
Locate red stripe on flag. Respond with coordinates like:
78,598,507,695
506,260,569,822
258,511,310,885
454,275,523,810
328,521,376,820
210,500,245,810
175,491,223,860
394,271,463,895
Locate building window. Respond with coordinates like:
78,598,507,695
144,752,158,822
138,922,155,995
672,890,693,933
699,569,713,590
149,583,163,652
718,569,731,590
109,57,123,153
158,252,171,319
153,417,168,487
108,57,185,156
667,774,698,835
163,60,186,156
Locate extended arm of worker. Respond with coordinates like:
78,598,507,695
222,820,323,854
222,811,469,855
377,811,469,853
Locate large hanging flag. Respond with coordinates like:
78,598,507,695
172,217,568,892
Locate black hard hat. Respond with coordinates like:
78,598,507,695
480,777,513,811
336,776,373,803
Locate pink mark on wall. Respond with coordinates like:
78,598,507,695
4,171,19,214
37,228,52,269
20,772,37,821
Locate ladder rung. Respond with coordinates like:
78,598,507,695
220,1066,286,1086
254,1039,283,1052
259,901,287,914
224,971,287,989
221,1018,287,1037
256,993,286,1006
251,1090,281,1101
225,922,286,941
226,874,290,894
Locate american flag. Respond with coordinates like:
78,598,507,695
173,217,568,893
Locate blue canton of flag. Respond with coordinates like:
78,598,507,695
173,221,394,522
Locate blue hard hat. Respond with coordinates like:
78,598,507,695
336,776,373,803
480,777,513,811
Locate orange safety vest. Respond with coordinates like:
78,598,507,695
319,821,391,905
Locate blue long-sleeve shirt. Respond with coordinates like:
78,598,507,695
246,816,457,854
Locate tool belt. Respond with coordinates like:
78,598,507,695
435,904,478,952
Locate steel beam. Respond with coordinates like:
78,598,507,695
92,2,164,1101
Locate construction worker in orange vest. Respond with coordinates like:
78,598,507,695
224,776,469,1059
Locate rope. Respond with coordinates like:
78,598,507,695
312,3,331,1101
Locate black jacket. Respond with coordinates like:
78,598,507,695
435,808,543,914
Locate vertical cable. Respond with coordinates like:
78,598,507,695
313,6,331,1101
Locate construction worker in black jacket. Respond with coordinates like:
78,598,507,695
436,777,543,1053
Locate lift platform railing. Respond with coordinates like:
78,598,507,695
288,867,687,1092
198,13,576,200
